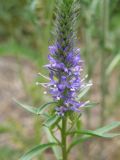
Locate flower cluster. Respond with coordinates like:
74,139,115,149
44,44,91,116
37,0,92,116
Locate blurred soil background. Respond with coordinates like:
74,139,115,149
0,0,120,160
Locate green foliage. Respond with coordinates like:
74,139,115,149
44,128,61,160
14,96,120,159
0,0,120,160
0,124,11,133
0,0,29,35
0,146,21,160
14,99,56,115
44,115,61,128
0,0,56,66
67,121,120,152
0,40,39,62
20,143,57,160
74,123,120,138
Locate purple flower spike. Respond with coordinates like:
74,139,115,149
49,45,57,55
45,44,91,116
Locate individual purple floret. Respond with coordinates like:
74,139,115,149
45,44,92,116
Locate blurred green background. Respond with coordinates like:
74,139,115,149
0,0,120,160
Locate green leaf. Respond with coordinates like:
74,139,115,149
14,99,38,114
37,101,57,115
70,121,120,138
44,128,61,160
98,133,120,138
20,143,57,160
44,115,60,128
95,121,120,134
68,121,120,151
14,99,56,115
67,135,91,153
73,130,120,138
83,102,98,109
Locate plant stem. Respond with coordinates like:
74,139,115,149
61,116,67,160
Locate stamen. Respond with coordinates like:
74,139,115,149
56,96,60,100
43,91,47,94
70,88,75,91
36,82,47,88
54,84,57,88
38,72,50,80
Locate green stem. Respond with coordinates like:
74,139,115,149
50,129,61,145
61,116,67,160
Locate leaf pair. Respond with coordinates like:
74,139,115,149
14,99,61,160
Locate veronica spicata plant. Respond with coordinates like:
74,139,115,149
16,0,120,160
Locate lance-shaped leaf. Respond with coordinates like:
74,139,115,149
37,101,57,115
44,115,61,128
69,121,120,138
68,121,120,152
44,128,61,160
94,121,120,134
14,99,56,115
82,102,98,109
71,130,120,138
14,99,38,114
67,135,91,153
20,143,57,160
